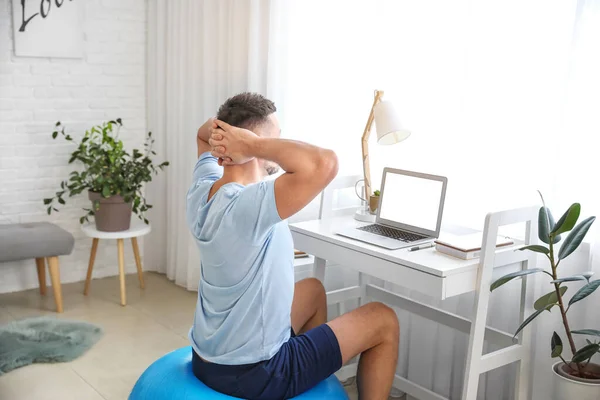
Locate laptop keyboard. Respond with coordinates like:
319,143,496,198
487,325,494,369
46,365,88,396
357,224,426,242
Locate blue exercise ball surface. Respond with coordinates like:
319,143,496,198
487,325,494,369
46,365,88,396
130,346,349,399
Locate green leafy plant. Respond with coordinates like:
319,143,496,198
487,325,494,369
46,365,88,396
491,193,599,380
373,190,381,196
43,119,169,224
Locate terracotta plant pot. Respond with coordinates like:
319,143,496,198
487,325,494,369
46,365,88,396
369,195,380,214
553,361,600,400
88,191,132,232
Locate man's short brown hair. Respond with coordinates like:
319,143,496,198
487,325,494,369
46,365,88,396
216,92,276,130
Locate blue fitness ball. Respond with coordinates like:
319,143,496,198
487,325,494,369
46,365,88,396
129,347,349,399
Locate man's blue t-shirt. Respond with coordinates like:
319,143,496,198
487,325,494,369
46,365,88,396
186,152,295,365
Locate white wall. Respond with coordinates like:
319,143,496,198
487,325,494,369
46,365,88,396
0,0,147,294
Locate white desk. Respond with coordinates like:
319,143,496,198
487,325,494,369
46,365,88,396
290,208,537,400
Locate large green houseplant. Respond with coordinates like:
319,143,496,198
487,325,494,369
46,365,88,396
43,119,168,232
491,195,599,397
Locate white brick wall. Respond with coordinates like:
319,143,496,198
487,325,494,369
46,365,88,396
0,0,148,294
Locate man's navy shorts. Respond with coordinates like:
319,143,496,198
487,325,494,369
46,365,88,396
191,324,343,399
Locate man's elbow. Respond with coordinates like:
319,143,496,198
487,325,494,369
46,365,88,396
316,149,339,185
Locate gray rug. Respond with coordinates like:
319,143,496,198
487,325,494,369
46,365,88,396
0,316,103,375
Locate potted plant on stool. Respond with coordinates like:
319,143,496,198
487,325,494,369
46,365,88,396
43,119,168,232
491,196,599,399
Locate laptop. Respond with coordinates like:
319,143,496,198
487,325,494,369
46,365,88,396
336,168,448,250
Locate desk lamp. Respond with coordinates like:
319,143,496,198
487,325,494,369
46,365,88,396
355,90,411,222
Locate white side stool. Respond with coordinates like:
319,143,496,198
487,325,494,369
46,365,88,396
81,221,151,306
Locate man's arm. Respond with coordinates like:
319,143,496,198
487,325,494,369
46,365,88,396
252,139,338,220
197,118,214,157
210,120,338,220
190,118,224,185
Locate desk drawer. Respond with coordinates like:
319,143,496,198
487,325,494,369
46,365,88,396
293,232,447,299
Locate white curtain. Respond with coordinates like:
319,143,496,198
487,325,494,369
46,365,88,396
530,1,600,398
145,0,289,289
146,0,600,398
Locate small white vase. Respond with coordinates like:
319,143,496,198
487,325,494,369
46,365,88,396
552,361,600,400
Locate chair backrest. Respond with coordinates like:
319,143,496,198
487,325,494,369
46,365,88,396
480,206,538,268
479,206,539,300
318,175,362,219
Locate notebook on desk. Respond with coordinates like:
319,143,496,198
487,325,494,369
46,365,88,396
434,233,514,260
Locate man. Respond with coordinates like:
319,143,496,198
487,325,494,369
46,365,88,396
187,92,399,400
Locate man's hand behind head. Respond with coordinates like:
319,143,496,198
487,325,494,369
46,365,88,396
209,120,260,166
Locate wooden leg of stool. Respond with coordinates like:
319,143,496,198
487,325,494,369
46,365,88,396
84,238,99,295
131,237,145,289
35,257,46,295
47,256,63,313
117,239,126,306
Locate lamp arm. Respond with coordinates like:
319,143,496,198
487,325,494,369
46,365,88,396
361,90,384,199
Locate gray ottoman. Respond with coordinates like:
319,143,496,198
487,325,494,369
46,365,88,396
0,223,74,312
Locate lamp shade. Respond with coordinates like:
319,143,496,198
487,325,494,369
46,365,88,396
373,100,411,145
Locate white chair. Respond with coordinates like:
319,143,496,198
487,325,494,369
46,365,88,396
461,206,537,400
314,174,369,318
318,175,363,220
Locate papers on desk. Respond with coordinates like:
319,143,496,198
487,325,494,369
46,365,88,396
434,233,514,260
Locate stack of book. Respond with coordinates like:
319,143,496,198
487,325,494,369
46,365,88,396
294,249,309,259
434,233,514,260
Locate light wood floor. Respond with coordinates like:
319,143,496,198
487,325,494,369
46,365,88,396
0,272,373,400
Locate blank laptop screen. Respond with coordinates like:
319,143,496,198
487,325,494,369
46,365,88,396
378,172,444,232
